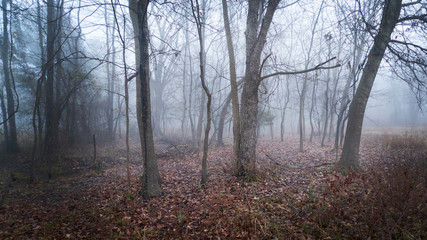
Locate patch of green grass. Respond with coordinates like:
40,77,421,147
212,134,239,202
126,192,136,200
301,224,314,234
11,224,31,237
307,184,317,204
116,219,126,227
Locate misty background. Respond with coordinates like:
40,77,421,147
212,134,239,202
1,0,426,153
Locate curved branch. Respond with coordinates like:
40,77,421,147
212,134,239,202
260,57,341,81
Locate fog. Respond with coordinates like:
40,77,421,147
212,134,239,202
1,0,427,237
1,0,426,151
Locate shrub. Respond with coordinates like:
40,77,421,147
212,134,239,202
309,135,427,239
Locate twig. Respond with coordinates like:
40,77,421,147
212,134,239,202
265,154,333,169
265,154,286,166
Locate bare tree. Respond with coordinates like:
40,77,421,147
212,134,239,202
1,0,19,153
129,0,162,198
44,0,57,178
237,0,281,176
236,0,339,176
334,0,377,151
221,0,241,168
191,0,212,186
339,0,402,168
321,32,333,147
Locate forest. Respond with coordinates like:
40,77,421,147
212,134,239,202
0,0,426,239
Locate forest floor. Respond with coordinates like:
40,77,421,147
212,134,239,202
0,134,426,239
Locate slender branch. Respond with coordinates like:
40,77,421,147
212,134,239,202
259,53,272,78
402,0,421,7
389,39,427,52
398,14,427,23
260,57,341,81
127,72,137,82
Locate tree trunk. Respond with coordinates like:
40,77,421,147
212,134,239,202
105,1,114,141
129,0,162,198
298,0,325,151
280,80,290,142
238,0,280,176
54,0,64,148
44,0,57,179
191,0,211,186
298,76,307,151
321,56,331,147
339,0,402,168
181,43,187,142
309,80,316,143
0,92,9,151
1,0,19,153
221,0,241,174
196,90,205,149
334,0,374,150
216,92,231,146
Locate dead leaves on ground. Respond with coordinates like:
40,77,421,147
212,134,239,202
0,136,426,239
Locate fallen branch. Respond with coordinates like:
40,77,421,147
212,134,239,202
265,154,286,166
265,154,333,169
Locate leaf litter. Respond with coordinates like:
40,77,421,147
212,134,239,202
0,135,426,239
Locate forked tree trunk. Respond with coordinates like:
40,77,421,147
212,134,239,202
339,0,402,168
238,0,280,176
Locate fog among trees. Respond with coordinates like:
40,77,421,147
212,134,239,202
1,0,426,238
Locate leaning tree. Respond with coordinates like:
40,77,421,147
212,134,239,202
339,0,426,168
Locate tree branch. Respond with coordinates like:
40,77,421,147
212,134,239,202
402,0,421,7
259,53,272,78
389,39,427,52
398,14,427,23
260,57,341,81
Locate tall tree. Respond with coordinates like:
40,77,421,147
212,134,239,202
129,0,162,199
297,0,325,152
191,0,211,186
321,32,333,147
339,0,402,168
105,0,114,140
44,0,57,178
1,0,19,153
238,0,280,176
334,0,377,150
237,0,339,176
221,0,241,172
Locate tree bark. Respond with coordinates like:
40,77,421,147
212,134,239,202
1,0,19,153
44,0,57,179
129,0,162,199
280,80,290,142
105,1,114,140
339,0,402,168
191,0,211,186
54,0,64,147
309,80,317,143
321,42,331,147
216,92,231,146
0,92,9,151
221,0,241,174
238,0,280,176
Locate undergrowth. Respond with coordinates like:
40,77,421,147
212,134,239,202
304,134,427,239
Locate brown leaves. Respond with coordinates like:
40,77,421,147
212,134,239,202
1,136,426,239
